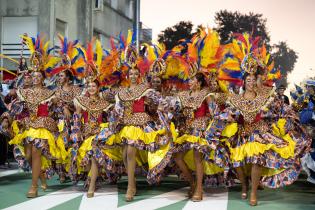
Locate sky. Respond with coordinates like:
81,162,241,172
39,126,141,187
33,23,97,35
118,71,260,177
141,0,315,90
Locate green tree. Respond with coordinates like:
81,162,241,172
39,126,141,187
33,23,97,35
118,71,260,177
214,10,270,46
158,21,194,50
272,41,298,87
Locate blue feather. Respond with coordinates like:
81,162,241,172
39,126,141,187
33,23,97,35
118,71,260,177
290,92,298,100
153,45,160,58
76,47,86,62
77,67,84,73
132,28,136,44
162,51,172,60
35,34,40,49
197,37,205,54
223,69,243,78
46,67,52,73
103,49,110,56
47,47,55,55
295,84,303,94
270,67,278,74
72,40,79,46
71,55,79,64
31,37,36,46
63,37,68,54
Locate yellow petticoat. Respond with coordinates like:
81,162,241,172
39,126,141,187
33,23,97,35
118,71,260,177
68,123,120,174
9,121,56,171
184,149,224,175
9,126,58,159
148,142,171,170
222,119,296,162
56,134,68,164
118,125,166,145
173,126,224,175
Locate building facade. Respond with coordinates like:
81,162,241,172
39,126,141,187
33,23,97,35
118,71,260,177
0,0,147,80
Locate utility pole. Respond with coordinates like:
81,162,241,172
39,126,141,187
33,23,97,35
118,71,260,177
133,0,140,52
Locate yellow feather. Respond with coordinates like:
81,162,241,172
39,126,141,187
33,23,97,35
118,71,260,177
126,30,132,46
95,39,103,68
20,35,35,54
44,56,60,69
43,41,50,55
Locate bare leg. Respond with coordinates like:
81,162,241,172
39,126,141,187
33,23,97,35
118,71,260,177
125,145,136,201
250,164,262,206
24,144,32,166
174,152,194,197
87,158,99,198
123,145,128,169
192,150,203,201
235,166,248,199
27,146,41,198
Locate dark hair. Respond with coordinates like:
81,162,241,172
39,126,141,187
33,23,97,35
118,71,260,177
195,73,207,88
88,79,100,87
32,70,46,79
60,69,74,82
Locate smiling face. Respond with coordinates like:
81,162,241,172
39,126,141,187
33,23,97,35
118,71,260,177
23,74,32,87
87,81,99,96
151,76,162,90
209,79,218,91
32,71,44,86
189,77,200,91
129,68,140,85
58,71,68,85
244,74,257,92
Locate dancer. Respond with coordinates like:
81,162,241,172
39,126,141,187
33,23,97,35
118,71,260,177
115,42,167,201
9,34,59,198
50,35,82,183
220,44,304,205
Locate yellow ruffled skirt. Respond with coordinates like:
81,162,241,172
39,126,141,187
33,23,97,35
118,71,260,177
222,119,300,188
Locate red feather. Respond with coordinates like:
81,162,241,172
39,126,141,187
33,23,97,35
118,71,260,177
110,37,116,50
86,39,94,63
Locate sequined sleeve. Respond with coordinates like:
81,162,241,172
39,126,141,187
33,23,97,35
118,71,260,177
114,95,124,120
145,89,163,106
70,113,82,144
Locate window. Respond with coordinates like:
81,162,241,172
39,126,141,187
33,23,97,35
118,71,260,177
94,0,104,11
55,19,68,37
55,19,68,49
1,16,38,58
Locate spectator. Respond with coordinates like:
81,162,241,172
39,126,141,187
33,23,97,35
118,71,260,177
0,84,7,116
0,114,12,168
276,85,290,105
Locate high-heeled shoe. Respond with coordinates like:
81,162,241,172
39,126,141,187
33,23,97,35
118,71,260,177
249,193,258,206
40,173,48,191
191,190,203,202
27,185,38,198
125,187,136,202
87,191,94,198
241,179,249,200
41,184,48,191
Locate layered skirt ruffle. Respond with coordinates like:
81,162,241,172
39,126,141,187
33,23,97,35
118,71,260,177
118,123,173,184
172,119,232,187
69,123,124,185
9,121,58,178
223,119,304,188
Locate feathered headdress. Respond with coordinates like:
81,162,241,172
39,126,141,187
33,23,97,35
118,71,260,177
20,34,60,75
76,38,104,83
220,32,280,87
49,34,85,78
